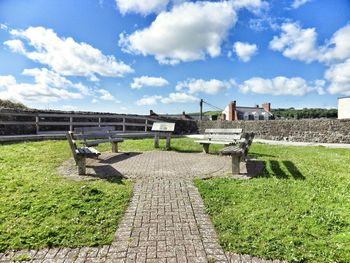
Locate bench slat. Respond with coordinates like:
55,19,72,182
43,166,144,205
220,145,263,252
74,126,115,133
83,138,124,146
205,128,242,134
194,140,238,145
207,134,241,140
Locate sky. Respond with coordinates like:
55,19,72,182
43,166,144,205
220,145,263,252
0,0,349,114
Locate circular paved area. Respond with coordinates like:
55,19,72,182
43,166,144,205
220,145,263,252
59,151,232,180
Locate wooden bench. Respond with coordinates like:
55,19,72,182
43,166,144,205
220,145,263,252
74,126,124,153
66,131,101,175
220,132,255,174
195,128,243,153
151,122,175,150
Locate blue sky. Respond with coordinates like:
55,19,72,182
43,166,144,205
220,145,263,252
0,0,349,114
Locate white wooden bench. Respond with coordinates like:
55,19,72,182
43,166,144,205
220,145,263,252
74,126,124,153
195,128,243,153
151,122,175,150
220,132,255,174
66,131,101,175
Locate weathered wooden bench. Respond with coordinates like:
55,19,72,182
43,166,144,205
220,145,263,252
66,131,101,175
151,122,175,150
195,128,243,153
74,126,124,153
220,132,255,175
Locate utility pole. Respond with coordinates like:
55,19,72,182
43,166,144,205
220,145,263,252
200,99,203,120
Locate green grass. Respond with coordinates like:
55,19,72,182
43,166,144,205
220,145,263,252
195,144,350,263
2,137,350,262
0,140,132,252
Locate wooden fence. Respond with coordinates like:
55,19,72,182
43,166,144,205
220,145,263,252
0,110,160,135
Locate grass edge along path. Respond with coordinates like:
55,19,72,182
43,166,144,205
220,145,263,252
0,140,132,252
195,143,350,263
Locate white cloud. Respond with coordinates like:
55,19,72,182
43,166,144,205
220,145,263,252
231,0,268,14
291,0,311,9
131,76,169,89
161,92,198,104
4,26,133,81
269,23,350,65
175,78,234,95
325,58,350,96
116,0,169,15
233,42,258,62
4,39,26,54
269,22,318,63
319,24,350,64
62,105,78,111
239,76,324,96
0,69,84,103
0,24,8,30
136,95,162,106
119,1,237,64
97,89,117,101
92,98,99,103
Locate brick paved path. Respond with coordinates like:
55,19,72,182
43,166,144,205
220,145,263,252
1,152,284,263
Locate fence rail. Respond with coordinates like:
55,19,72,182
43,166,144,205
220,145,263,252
0,110,159,135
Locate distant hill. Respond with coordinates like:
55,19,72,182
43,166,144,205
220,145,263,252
271,108,337,119
0,99,28,109
187,111,222,116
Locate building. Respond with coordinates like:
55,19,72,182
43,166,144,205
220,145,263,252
222,101,273,121
338,97,350,119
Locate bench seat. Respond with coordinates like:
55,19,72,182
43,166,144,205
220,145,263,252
66,131,101,175
76,146,101,157
195,140,238,145
195,128,243,153
219,133,255,175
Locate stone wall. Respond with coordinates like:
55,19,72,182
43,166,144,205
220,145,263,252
197,119,350,144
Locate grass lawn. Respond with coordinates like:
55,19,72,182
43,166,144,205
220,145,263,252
195,143,350,263
0,140,132,252
1,137,350,263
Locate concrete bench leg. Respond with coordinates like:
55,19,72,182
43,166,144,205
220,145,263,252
165,134,171,150
154,132,160,148
231,154,240,175
77,156,86,175
112,142,118,153
202,144,209,154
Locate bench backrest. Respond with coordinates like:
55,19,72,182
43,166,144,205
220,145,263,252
74,126,115,140
66,131,79,162
205,128,243,142
239,132,255,158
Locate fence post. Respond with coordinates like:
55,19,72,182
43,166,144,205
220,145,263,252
69,117,73,131
145,119,148,132
122,118,126,132
35,115,39,134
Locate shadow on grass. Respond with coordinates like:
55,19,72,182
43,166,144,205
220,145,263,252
257,159,305,180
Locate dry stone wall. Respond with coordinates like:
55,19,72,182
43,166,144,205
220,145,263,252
197,119,350,144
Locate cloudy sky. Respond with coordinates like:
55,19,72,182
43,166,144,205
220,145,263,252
0,0,349,114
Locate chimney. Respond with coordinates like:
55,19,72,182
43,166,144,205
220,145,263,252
262,102,271,112
228,101,238,121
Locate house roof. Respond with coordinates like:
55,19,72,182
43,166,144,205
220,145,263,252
236,106,273,116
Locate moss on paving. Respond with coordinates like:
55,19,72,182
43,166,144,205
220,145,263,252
195,144,350,263
0,140,132,252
